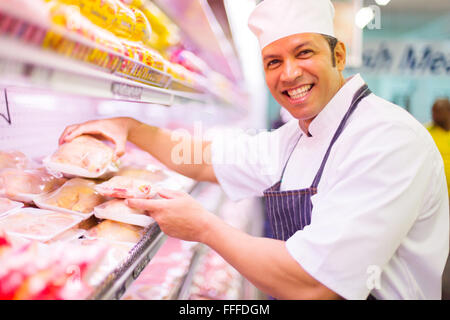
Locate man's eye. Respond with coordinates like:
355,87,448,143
297,50,313,57
267,60,281,68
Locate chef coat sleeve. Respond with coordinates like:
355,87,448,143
211,120,299,201
285,121,449,300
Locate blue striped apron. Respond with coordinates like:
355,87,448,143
264,84,372,241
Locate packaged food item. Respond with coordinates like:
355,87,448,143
0,235,107,300
86,219,144,243
0,151,30,170
138,1,180,52
116,166,168,183
95,175,156,199
44,135,118,178
169,49,211,76
78,0,118,30
122,237,196,300
109,0,137,39
94,199,155,227
0,208,83,242
47,1,125,55
70,237,134,286
0,198,23,218
45,227,86,243
0,167,67,203
34,178,107,217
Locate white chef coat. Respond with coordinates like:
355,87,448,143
211,74,450,300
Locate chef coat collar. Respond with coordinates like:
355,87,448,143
305,73,366,139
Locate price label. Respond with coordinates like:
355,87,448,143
111,82,143,100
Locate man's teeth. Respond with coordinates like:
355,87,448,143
287,84,313,99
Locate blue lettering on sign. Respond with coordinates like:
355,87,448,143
363,43,450,75
362,43,393,71
398,45,450,75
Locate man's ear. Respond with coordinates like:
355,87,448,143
334,41,346,71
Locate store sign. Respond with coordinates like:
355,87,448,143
361,41,450,76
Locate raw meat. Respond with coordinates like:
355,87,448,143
49,135,116,174
0,168,66,201
0,151,29,170
95,175,155,199
94,199,155,227
0,208,82,241
86,220,144,244
36,178,106,214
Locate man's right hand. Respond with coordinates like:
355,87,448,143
58,117,141,157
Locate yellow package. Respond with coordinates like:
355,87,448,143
129,6,152,44
139,1,180,51
107,0,136,39
78,0,118,30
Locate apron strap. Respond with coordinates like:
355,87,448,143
311,85,372,188
279,132,303,180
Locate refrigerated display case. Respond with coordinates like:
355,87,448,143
0,0,265,300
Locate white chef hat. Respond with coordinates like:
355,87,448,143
248,0,336,49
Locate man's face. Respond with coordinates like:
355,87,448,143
262,33,345,126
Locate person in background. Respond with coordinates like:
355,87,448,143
427,98,450,300
427,98,450,198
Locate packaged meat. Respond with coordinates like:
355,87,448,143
45,228,86,244
0,236,108,300
86,219,144,243
0,208,83,242
34,178,107,217
0,167,67,203
122,237,197,300
70,237,134,286
44,135,118,178
116,166,168,184
0,198,23,218
94,199,155,227
0,151,30,170
95,175,156,199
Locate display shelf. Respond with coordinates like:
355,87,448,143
88,181,204,300
0,37,216,107
0,4,241,108
173,183,226,300
88,222,167,300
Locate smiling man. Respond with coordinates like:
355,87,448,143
59,0,449,299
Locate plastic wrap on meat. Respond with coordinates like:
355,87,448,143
0,234,107,300
116,166,169,184
45,135,117,178
95,175,155,199
0,151,30,170
35,178,107,215
0,197,23,217
94,199,155,227
0,208,83,242
86,220,144,244
0,167,67,202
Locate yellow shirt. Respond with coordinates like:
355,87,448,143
427,124,450,197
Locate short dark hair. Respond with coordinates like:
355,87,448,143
321,34,338,67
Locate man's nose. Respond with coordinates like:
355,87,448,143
280,59,303,83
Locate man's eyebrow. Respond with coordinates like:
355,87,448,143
263,54,280,61
263,41,314,61
293,41,312,52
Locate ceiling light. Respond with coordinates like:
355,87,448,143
375,0,391,5
355,7,375,29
